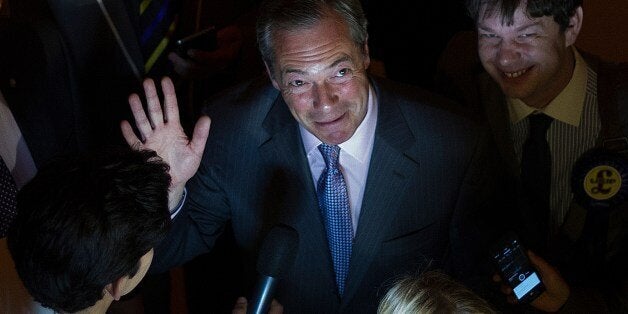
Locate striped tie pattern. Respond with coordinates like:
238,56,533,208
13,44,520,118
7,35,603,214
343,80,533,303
139,0,179,74
317,144,353,296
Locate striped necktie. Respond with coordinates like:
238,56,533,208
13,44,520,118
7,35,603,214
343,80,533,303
139,0,179,75
317,144,353,296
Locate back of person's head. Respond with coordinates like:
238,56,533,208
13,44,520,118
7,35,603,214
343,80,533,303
7,146,172,313
256,0,368,73
378,270,496,314
464,0,582,31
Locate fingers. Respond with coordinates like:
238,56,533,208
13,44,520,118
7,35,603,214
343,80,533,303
231,297,247,314
269,299,284,314
128,93,152,141
191,116,211,155
161,77,179,123
144,78,164,128
492,272,502,283
120,120,142,148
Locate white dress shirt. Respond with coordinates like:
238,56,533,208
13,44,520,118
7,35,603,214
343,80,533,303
0,90,37,189
301,85,378,233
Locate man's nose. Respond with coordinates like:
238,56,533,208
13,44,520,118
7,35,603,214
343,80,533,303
497,40,522,67
312,82,337,109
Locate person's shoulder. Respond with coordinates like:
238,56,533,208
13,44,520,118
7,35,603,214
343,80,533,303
372,76,479,125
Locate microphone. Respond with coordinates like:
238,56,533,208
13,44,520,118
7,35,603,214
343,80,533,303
248,224,299,314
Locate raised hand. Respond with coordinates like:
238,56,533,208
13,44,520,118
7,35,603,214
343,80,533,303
121,77,210,206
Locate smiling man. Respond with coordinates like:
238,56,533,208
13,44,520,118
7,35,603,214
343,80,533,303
442,0,628,312
118,0,498,312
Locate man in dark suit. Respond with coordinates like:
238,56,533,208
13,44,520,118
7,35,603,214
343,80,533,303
437,0,628,312
121,0,495,312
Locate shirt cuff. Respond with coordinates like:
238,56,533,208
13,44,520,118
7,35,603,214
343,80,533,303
169,187,187,220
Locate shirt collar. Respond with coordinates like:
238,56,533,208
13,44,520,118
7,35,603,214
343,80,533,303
301,84,378,162
508,46,588,126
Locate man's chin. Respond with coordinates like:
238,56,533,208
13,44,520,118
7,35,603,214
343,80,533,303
499,83,533,100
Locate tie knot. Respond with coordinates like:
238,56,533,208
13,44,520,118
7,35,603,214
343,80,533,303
319,144,340,169
528,113,553,137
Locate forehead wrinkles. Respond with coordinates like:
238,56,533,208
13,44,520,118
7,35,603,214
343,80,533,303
275,31,354,75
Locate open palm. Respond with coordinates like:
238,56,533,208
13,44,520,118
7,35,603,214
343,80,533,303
121,77,210,188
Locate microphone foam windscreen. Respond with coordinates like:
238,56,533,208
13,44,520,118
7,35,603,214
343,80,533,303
257,224,299,278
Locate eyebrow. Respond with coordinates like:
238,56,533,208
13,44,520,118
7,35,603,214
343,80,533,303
282,54,353,75
478,20,542,33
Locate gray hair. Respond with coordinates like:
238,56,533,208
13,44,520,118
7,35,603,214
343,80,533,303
256,0,368,73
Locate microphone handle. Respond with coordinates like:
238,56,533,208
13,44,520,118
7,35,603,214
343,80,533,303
248,275,277,314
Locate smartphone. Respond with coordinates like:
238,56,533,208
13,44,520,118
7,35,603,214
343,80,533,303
490,232,545,303
175,26,217,57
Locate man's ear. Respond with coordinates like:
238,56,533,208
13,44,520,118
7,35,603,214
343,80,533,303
105,277,127,301
565,6,583,47
362,40,371,70
264,62,280,90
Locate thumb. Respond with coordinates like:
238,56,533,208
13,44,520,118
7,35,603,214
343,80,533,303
191,116,211,155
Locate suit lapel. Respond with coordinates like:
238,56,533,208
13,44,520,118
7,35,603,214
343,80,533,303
479,73,519,177
258,94,336,284
341,82,419,305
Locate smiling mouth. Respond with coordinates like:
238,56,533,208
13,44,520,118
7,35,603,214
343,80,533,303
317,113,345,126
503,67,531,78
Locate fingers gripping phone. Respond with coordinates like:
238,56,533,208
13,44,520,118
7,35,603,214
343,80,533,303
490,232,545,303
175,26,217,57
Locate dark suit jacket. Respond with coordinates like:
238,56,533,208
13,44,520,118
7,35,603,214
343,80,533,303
152,75,494,313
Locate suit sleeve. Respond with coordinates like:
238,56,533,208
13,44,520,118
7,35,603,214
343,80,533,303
150,138,232,274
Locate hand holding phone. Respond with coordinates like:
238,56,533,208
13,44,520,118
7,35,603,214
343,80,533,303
490,232,545,304
525,251,571,312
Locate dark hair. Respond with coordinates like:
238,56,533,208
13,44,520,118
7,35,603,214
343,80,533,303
465,0,582,31
7,146,172,313
256,0,368,74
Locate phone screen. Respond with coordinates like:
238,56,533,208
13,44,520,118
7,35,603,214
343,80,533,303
491,233,545,303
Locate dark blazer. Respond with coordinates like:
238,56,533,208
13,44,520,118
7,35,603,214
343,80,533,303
153,75,493,313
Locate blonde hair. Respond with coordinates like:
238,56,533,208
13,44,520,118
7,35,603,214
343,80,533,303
378,271,496,314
